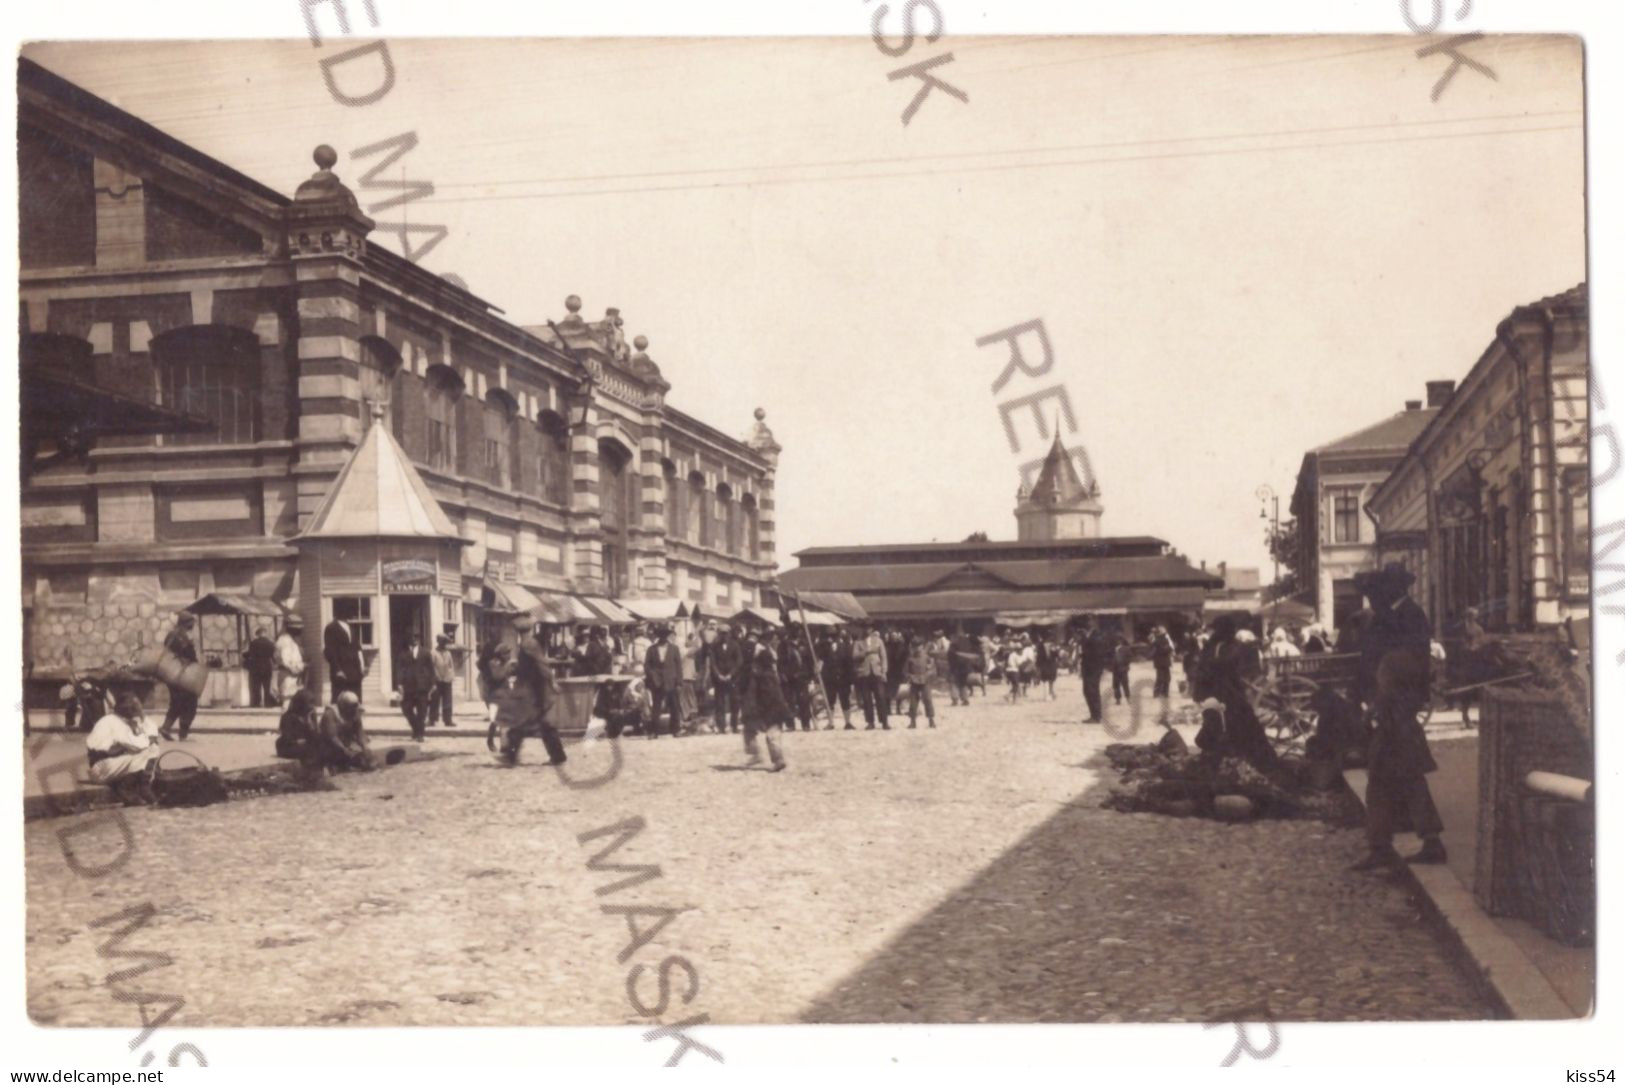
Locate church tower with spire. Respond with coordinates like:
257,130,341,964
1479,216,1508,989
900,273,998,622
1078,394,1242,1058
1014,430,1103,540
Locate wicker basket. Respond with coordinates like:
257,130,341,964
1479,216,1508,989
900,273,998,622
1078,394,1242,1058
1474,686,1594,946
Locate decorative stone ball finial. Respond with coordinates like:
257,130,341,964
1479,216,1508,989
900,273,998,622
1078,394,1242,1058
634,335,649,351
754,407,766,421
565,294,582,315
313,145,338,171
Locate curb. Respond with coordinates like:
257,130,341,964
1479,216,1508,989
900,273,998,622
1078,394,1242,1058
1342,767,1575,1020
23,742,442,822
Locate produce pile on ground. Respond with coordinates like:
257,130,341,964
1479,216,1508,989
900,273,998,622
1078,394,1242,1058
1100,730,1360,824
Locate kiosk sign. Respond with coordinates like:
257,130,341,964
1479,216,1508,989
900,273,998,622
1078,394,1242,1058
382,558,436,594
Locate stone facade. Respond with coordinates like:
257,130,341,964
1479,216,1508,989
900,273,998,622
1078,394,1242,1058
18,59,778,698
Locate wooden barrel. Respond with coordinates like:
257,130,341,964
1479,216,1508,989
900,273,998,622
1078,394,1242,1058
155,651,210,696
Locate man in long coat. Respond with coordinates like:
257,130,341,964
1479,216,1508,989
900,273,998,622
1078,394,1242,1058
1350,564,1446,869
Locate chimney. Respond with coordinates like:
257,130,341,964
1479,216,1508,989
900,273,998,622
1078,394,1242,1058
1404,399,1423,411
1426,380,1456,408
1200,559,1207,571
1219,560,1227,577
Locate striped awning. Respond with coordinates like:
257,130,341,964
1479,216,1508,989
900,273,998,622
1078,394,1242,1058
578,595,637,624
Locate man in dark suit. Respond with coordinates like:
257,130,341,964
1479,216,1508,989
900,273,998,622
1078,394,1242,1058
642,624,684,739
495,612,568,766
324,617,364,702
393,632,436,741
709,624,743,733
245,626,277,707
1077,614,1110,723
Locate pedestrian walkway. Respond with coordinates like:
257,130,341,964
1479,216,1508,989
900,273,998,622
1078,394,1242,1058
1344,733,1591,1019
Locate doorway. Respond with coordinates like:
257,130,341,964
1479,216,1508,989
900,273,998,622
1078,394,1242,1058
389,594,430,661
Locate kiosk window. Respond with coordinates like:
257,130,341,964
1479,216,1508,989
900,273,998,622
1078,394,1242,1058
333,597,374,648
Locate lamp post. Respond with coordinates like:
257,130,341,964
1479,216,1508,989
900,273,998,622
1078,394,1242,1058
1256,483,1280,590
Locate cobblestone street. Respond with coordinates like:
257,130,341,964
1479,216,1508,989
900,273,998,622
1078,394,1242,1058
25,671,1494,1027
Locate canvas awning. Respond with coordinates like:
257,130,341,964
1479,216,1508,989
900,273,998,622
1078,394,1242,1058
484,580,541,614
732,605,784,625
778,588,868,621
183,593,288,618
525,593,601,625
993,610,1074,627
616,597,688,621
799,609,843,626
579,596,637,624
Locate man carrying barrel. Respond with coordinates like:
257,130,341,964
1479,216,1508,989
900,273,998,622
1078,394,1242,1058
157,612,201,741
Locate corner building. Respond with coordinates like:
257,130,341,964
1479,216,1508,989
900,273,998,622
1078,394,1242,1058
18,59,779,705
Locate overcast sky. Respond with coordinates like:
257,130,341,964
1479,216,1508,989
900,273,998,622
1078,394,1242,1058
22,35,1585,577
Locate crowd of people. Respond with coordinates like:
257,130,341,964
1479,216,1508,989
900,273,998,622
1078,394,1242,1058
82,577,1453,863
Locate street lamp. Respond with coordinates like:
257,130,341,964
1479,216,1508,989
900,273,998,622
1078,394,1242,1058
1256,483,1280,589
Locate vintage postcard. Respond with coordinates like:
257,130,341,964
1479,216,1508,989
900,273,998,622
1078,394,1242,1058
8,2,1616,1073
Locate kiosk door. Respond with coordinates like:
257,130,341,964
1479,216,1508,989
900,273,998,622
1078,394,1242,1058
389,595,430,657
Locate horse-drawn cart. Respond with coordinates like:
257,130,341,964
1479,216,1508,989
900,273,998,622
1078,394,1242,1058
1247,651,1362,751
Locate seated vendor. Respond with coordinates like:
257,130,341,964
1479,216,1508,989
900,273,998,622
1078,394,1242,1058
276,688,322,762
86,693,162,798
315,691,376,773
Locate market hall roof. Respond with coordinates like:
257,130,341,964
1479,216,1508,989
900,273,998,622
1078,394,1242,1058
793,535,1169,563
779,555,1219,594
296,408,467,543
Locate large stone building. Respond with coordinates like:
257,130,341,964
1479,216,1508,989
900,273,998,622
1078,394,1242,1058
779,432,1216,634
1367,284,1589,636
18,58,779,705
1289,387,1446,631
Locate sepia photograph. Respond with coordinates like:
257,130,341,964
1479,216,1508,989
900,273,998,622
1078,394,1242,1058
9,11,1611,1069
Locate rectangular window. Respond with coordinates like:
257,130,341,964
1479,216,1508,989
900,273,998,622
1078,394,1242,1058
332,596,374,649
1332,491,1361,544
1563,467,1589,598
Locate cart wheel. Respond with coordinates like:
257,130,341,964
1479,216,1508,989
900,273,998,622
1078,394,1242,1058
1251,673,1320,750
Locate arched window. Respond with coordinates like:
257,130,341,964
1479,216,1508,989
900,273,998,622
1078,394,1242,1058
538,409,569,506
359,336,404,439
741,493,760,560
662,459,682,538
425,365,462,472
716,482,736,555
688,471,708,548
598,439,634,595
151,325,261,446
482,389,519,489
